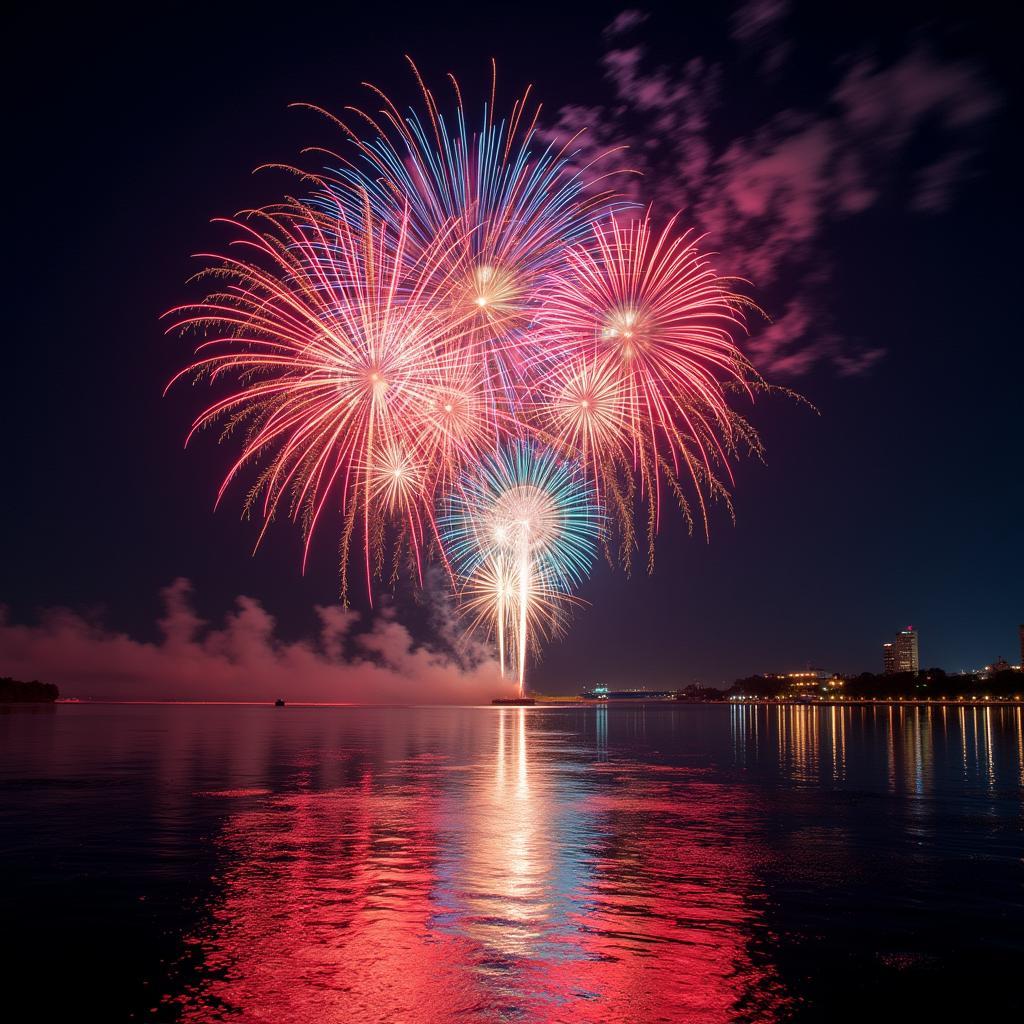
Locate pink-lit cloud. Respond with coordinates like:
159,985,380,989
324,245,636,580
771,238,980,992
731,0,787,45
0,579,509,703
546,10,1000,376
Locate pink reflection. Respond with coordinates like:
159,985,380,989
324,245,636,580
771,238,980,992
536,776,787,1022
174,770,482,1022
172,712,787,1022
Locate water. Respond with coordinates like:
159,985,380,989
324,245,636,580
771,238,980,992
2,702,1022,1022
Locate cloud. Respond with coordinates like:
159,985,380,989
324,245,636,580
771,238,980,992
605,9,649,38
545,12,1000,377
0,579,508,703
731,0,791,73
731,0,788,43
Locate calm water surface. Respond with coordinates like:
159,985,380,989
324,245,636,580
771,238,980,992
2,703,1022,1022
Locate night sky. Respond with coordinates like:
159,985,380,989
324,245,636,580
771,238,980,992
3,1,1021,695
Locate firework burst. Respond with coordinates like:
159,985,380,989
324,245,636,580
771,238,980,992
167,193,490,600
533,210,762,562
298,59,627,421
439,441,601,692
169,64,775,690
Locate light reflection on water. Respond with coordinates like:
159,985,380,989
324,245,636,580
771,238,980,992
1,703,1022,1022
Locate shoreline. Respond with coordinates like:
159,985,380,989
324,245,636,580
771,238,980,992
10,696,1020,709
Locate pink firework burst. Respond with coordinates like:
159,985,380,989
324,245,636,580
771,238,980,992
533,210,763,563
166,193,501,600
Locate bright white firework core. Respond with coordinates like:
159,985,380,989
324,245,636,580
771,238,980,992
601,306,649,359
488,484,560,555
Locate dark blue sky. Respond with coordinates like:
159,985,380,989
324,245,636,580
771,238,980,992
3,1,1020,692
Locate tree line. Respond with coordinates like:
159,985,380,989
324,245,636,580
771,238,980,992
721,669,1023,700
0,677,59,702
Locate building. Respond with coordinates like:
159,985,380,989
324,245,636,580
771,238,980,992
785,671,844,698
894,627,919,674
786,670,833,690
580,685,677,701
883,627,919,674
883,642,896,675
1019,624,1023,668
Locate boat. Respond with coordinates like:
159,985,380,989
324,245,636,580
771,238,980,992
274,698,286,707
491,697,536,706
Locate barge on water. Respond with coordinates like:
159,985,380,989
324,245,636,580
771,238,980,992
491,697,537,706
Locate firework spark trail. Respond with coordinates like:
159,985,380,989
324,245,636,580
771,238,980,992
169,64,771,689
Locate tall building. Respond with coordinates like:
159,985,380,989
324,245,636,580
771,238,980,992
883,628,919,674
883,642,896,674
894,627,919,674
1019,624,1023,668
